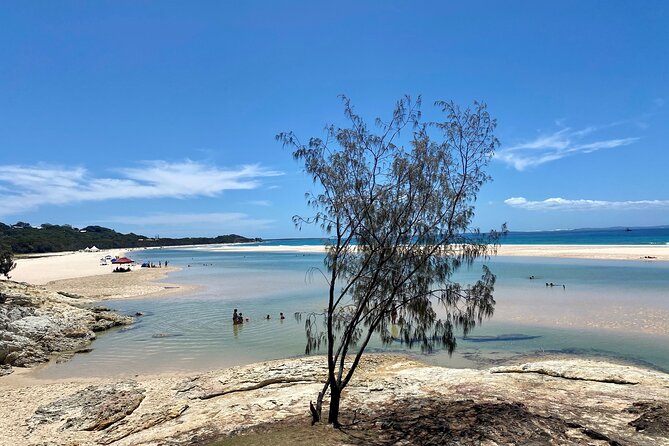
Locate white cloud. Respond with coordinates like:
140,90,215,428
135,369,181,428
0,161,283,218
247,200,271,207
504,197,669,211
495,125,638,171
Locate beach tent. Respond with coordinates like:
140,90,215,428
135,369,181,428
111,257,134,264
84,247,92,252
89,246,100,252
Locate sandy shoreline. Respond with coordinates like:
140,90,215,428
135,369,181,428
180,242,669,261
495,244,669,261
4,248,190,300
10,248,148,285
44,266,196,301
4,243,666,301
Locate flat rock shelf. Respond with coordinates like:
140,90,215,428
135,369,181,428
1,354,668,445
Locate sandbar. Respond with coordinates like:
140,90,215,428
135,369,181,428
179,243,669,261
3,249,190,300
44,266,195,301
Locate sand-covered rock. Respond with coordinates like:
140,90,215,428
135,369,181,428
0,280,133,371
1,355,668,445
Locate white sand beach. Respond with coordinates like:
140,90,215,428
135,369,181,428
4,249,190,300
184,243,669,261
7,244,667,288
4,243,666,302
9,249,131,285
495,244,669,261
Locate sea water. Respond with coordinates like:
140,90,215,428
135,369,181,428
236,226,669,247
35,247,669,378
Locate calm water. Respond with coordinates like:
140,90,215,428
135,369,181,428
252,226,669,246
35,248,669,378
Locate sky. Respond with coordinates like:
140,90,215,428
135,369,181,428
1,1,668,238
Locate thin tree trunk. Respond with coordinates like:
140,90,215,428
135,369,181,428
328,385,342,427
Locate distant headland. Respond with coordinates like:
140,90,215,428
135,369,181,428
0,221,261,254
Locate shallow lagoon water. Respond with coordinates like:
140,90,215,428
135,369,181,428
35,248,669,378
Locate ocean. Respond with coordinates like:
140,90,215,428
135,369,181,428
34,244,669,379
245,226,669,247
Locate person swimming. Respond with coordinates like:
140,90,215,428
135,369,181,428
280,312,285,320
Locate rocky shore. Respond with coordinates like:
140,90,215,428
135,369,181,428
0,280,133,375
1,354,668,445
2,278,669,445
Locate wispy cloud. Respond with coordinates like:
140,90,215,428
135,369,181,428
101,212,274,230
0,161,283,218
505,196,669,211
496,125,639,171
247,200,271,207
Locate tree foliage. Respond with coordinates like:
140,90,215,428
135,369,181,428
0,245,16,279
278,96,504,426
0,222,261,254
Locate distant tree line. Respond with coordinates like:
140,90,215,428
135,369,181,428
0,222,261,254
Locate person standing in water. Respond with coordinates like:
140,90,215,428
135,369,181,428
233,309,242,325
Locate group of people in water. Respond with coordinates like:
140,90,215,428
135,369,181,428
233,309,285,325
528,275,566,289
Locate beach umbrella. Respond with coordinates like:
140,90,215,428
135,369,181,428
111,257,134,264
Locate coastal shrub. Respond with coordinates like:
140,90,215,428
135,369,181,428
0,223,261,254
0,245,16,279
278,96,504,426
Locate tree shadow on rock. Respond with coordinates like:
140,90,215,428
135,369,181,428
337,398,621,446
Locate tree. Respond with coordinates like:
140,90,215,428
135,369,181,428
0,245,16,279
277,96,504,426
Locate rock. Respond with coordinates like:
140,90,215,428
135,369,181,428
489,359,669,385
152,333,183,338
4,355,669,445
0,363,13,376
0,280,132,369
627,401,669,436
92,311,133,331
29,382,145,432
175,356,327,400
99,402,189,444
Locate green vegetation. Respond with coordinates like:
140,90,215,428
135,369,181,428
0,222,261,254
278,96,502,425
0,244,16,278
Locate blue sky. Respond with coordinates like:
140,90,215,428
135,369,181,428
1,1,667,238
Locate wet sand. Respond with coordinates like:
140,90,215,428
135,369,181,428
44,267,197,301
4,249,191,300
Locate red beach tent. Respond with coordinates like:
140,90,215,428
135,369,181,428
111,257,134,264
